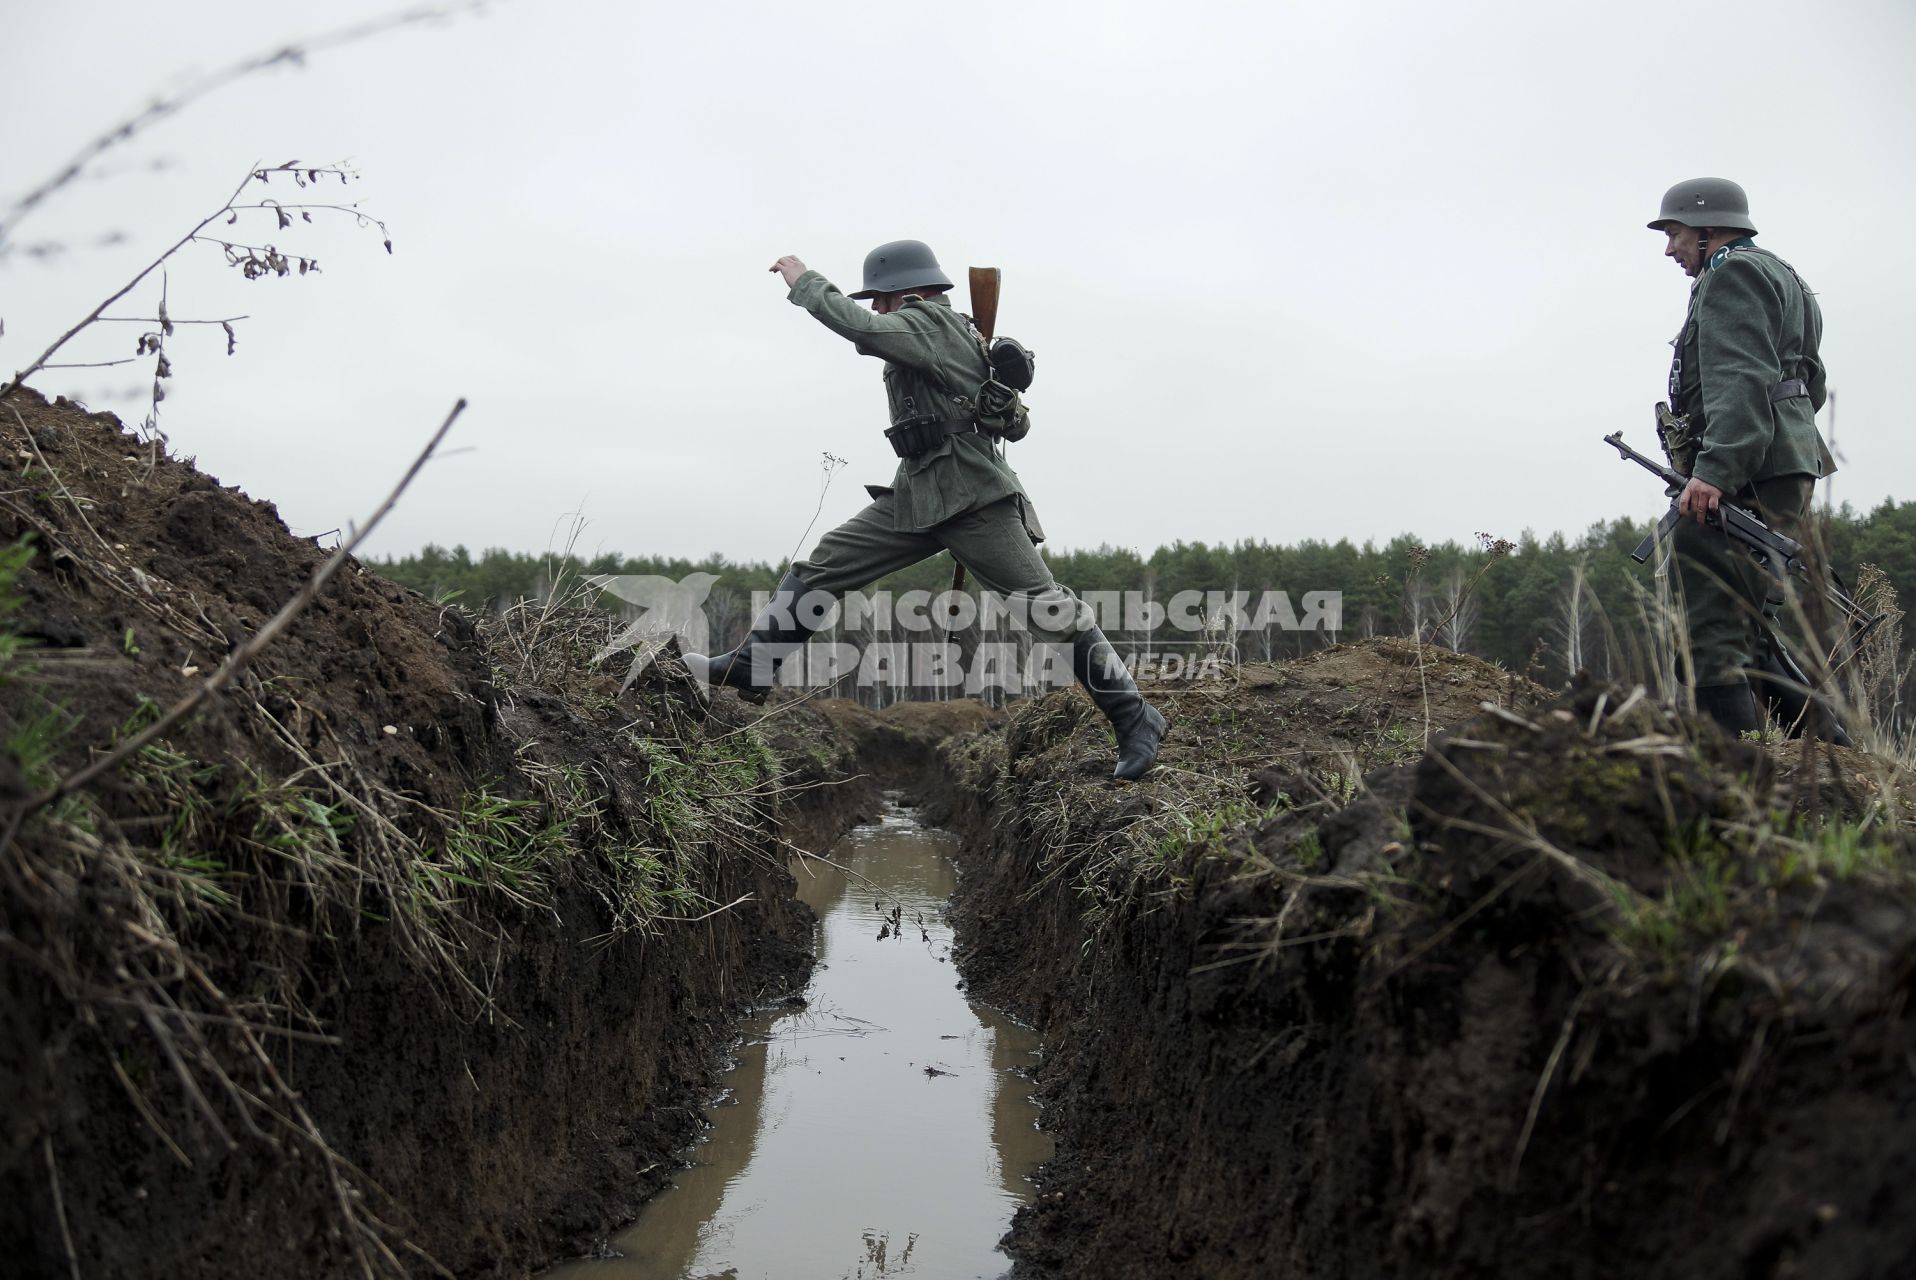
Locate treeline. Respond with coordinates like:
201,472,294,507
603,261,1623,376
373,497,1916,708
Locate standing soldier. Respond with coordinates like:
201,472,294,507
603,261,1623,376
1647,178,1835,733
684,240,1168,780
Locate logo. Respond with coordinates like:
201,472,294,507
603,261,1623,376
587,572,718,686
589,577,1343,696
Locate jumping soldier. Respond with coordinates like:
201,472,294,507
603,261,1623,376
1647,178,1836,734
683,240,1168,780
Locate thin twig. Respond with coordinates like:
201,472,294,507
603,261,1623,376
108,1055,194,1169
661,893,756,923
42,1135,82,1280
13,405,112,555
1507,987,1588,1188
95,314,249,326
232,201,378,220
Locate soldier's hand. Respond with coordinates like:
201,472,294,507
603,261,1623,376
769,255,808,288
1678,476,1723,525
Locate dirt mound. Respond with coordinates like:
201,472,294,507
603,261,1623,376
0,388,860,1278
2,389,496,803
934,643,1916,1279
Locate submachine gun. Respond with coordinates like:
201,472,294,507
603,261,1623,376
1603,431,1886,744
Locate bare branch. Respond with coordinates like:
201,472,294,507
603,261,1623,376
0,3,489,253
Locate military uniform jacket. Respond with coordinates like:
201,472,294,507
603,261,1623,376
789,270,1027,533
1672,241,1834,494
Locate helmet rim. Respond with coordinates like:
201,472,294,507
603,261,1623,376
1648,177,1758,235
849,239,954,299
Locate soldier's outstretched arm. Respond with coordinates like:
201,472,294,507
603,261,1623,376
770,260,941,372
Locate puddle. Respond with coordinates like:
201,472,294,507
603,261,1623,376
544,796,1051,1280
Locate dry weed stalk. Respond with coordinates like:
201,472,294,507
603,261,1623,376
1844,564,1910,749
3,161,391,446
1398,533,1514,744
784,449,848,573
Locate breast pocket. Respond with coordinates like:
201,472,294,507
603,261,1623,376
883,365,918,423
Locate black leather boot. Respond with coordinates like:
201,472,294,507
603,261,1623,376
1692,681,1762,736
684,569,818,704
1070,626,1167,781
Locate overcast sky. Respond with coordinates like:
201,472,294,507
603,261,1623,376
3,0,1911,568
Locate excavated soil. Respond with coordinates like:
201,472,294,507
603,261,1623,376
0,388,894,1278
930,643,1916,1279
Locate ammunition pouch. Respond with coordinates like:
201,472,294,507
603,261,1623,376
886,329,1036,458
885,415,979,458
1654,400,1699,478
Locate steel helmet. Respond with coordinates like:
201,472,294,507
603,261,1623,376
847,239,954,300
1648,178,1758,234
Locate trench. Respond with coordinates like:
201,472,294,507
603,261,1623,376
544,794,1050,1280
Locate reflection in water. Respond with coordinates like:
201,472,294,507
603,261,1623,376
544,798,1050,1280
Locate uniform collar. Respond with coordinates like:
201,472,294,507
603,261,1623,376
900,291,953,308
1707,237,1757,271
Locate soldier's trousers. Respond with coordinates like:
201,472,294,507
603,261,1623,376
1672,474,1815,687
794,492,1092,644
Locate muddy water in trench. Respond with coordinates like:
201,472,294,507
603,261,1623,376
546,797,1051,1280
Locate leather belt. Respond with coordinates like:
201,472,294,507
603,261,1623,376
884,416,981,458
1770,378,1809,402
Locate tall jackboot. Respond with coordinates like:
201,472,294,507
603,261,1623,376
1070,626,1168,781
683,569,818,704
1692,681,1762,737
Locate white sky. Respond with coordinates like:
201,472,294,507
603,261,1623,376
3,0,1911,565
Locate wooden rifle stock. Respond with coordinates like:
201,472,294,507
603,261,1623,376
950,267,1004,604
969,266,1001,342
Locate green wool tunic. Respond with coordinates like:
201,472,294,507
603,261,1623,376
1672,241,1833,494
1668,240,1833,688
788,270,1026,533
